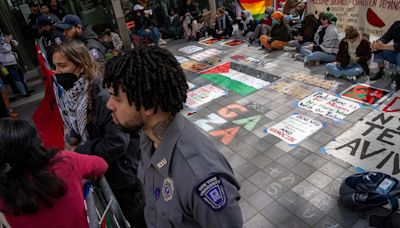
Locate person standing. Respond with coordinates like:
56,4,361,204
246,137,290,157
28,2,41,37
40,4,61,25
103,46,243,228
49,0,67,20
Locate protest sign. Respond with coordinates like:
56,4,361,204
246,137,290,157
185,84,226,109
269,81,313,99
188,49,222,62
175,56,190,63
180,60,210,73
199,37,222,46
178,45,204,54
221,39,245,47
290,73,338,90
341,83,389,105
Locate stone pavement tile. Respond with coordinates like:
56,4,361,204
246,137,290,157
195,107,214,117
227,138,245,153
275,141,296,153
274,105,293,115
247,190,274,211
323,180,341,198
337,170,355,182
332,120,353,130
323,125,345,137
277,190,307,213
292,180,321,201
263,163,287,178
237,98,251,105
250,154,273,169
313,216,344,228
276,214,311,228
264,101,282,110
319,161,346,179
309,190,337,213
261,201,295,226
215,96,235,106
228,154,247,169
249,170,274,189
252,138,274,153
263,181,290,200
207,102,224,112
312,131,334,145
291,147,312,160
351,219,372,228
301,139,323,153
295,203,325,227
265,110,281,120
306,171,333,189
291,161,316,179
236,162,260,178
219,146,235,159
328,204,359,227
345,113,363,123
276,153,300,169
245,213,276,228
263,121,279,131
234,170,245,182
256,116,273,128
240,180,260,199
277,170,303,189
303,154,329,169
240,200,258,222
242,133,264,146
253,125,268,138
238,145,261,160
330,157,351,169
264,146,286,160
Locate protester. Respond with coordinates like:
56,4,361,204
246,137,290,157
260,11,291,51
370,20,400,80
28,2,41,37
325,26,371,82
238,10,256,36
298,11,339,65
210,8,233,39
132,4,167,46
102,28,123,51
49,0,67,20
40,4,61,25
36,15,64,66
51,40,146,227
286,2,306,30
181,0,202,41
166,8,182,39
58,14,107,64
0,35,30,97
285,14,319,52
247,7,274,45
103,46,243,228
0,119,108,228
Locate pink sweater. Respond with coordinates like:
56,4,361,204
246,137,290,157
3,151,108,228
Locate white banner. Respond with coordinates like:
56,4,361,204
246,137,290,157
185,84,226,109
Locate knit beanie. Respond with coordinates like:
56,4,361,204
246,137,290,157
271,11,284,21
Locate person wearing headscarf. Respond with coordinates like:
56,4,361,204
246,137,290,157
260,11,291,51
237,10,256,36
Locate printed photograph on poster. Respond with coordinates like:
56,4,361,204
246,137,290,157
290,73,337,90
268,113,323,144
298,92,360,120
324,97,400,178
230,55,247,61
188,49,222,62
175,56,190,64
180,60,210,73
220,39,245,47
269,81,312,99
185,84,226,109
178,45,204,54
199,37,222,46
340,83,389,105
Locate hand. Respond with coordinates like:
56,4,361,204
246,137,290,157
371,41,384,51
307,44,313,51
351,56,360,62
297,35,303,41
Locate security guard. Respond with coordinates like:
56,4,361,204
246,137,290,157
103,46,243,228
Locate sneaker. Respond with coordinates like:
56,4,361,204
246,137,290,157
325,72,334,78
295,54,304,62
370,69,385,80
283,46,296,52
346,75,357,83
159,39,167,45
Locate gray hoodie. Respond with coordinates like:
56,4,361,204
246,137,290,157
0,38,17,66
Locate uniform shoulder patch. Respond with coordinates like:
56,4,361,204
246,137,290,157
89,48,100,60
196,175,227,211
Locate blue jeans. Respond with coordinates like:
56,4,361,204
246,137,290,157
300,46,336,63
325,63,364,77
6,65,28,95
373,50,400,66
136,27,161,46
288,41,313,52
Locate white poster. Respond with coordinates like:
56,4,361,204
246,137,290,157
178,45,204,54
185,84,226,109
324,97,400,178
189,49,222,62
175,56,190,64
268,113,323,144
299,92,360,121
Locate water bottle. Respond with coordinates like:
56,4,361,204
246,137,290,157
389,80,397,97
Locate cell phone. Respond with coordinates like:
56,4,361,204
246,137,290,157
376,178,396,194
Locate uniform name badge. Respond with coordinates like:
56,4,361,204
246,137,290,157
162,177,174,201
197,175,227,211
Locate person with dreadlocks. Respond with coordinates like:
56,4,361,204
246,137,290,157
51,40,146,228
103,46,243,228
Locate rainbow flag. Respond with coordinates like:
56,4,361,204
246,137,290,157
239,0,273,20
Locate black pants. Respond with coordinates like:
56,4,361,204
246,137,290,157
0,95,9,118
113,182,147,228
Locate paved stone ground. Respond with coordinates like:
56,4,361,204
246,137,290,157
165,38,391,228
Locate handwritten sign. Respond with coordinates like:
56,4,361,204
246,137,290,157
178,45,204,54
188,49,222,62
341,83,389,105
269,81,313,99
290,73,337,90
299,92,360,120
185,84,226,109
268,113,323,144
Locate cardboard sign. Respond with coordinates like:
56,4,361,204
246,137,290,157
299,92,360,120
178,45,204,54
324,104,400,178
269,113,323,144
341,83,389,105
290,73,337,90
199,37,222,46
180,60,210,73
185,84,226,109
188,49,222,62
269,81,313,99
221,39,245,47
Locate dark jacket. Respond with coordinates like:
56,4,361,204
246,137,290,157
215,14,233,35
181,2,201,20
133,14,152,30
79,27,106,64
270,23,291,42
299,23,318,44
378,20,400,52
75,79,141,190
336,38,372,75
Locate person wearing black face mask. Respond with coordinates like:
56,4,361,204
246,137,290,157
36,15,64,66
52,40,146,228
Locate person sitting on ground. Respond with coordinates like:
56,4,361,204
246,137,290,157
297,11,339,65
0,119,108,228
237,10,256,37
58,14,107,64
325,26,371,82
210,8,233,39
260,11,291,51
285,14,318,52
40,4,61,25
166,8,182,39
370,20,400,80
285,2,306,30
102,28,123,51
180,0,202,41
133,4,167,46
247,7,274,45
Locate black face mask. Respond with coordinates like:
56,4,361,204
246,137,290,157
55,73,79,90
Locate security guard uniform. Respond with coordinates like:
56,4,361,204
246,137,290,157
138,113,243,228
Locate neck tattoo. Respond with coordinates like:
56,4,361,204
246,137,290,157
152,116,173,141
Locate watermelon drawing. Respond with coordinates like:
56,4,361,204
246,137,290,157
367,8,385,28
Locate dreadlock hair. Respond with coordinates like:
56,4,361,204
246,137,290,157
103,46,189,115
